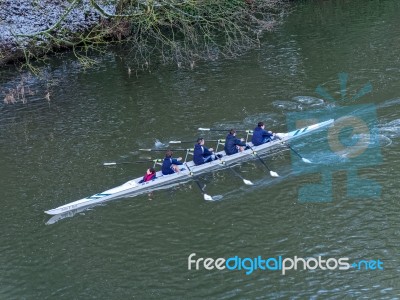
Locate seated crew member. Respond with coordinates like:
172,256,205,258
193,138,215,165
162,150,183,175
138,167,156,183
251,121,275,146
224,129,247,155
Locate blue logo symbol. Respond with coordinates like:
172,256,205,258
316,72,373,104
287,73,382,202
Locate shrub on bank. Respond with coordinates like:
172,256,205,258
0,0,287,70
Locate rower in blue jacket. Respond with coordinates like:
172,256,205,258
162,150,183,175
251,122,274,146
224,129,247,155
193,138,215,165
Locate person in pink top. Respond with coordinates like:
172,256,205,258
139,167,156,183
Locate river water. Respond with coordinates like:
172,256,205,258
1,0,400,298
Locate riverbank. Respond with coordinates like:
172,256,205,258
0,0,287,68
0,0,101,66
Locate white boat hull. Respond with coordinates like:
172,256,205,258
45,119,334,217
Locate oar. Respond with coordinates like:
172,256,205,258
286,144,312,163
227,166,254,185
198,128,253,134
169,139,224,144
249,146,279,177
184,162,217,201
103,159,163,166
193,180,214,201
276,137,312,163
139,148,194,152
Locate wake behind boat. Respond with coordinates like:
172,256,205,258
44,119,334,218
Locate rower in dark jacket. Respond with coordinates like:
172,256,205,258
224,129,247,155
162,150,183,175
251,122,274,146
193,138,215,165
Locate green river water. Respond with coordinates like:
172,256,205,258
1,0,400,298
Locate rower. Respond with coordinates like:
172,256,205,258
193,138,222,165
251,121,275,146
224,129,247,155
161,150,183,175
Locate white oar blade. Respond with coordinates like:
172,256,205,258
169,141,181,144
139,148,152,151
198,128,210,131
103,162,117,166
270,171,279,177
211,195,224,201
302,158,312,163
243,179,254,185
203,193,214,201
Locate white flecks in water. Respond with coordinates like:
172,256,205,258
292,96,325,106
154,139,165,148
243,113,281,128
272,100,299,111
377,98,400,109
273,96,330,111
378,119,400,139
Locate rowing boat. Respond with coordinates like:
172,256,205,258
45,119,334,217
44,119,334,218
